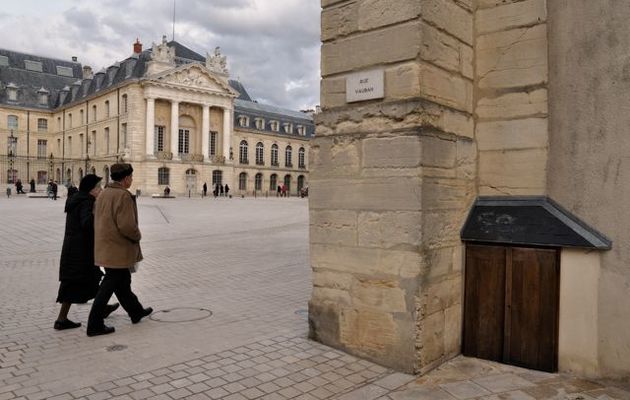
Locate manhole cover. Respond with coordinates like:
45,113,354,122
149,307,212,323
106,344,127,352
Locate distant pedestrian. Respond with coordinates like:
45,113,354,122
277,185,281,197
87,163,152,337
51,181,58,200
164,186,171,196
203,182,208,197
29,178,36,193
224,184,229,197
219,184,224,197
281,184,287,197
55,174,119,330
15,179,24,194
213,183,219,198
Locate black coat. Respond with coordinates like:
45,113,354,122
59,191,102,282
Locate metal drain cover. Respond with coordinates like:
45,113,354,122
106,344,127,352
149,307,213,323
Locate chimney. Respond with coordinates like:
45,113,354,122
82,65,93,79
133,38,143,54
71,56,78,62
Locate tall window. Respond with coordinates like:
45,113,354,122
256,142,264,165
255,118,264,130
37,140,47,159
239,140,249,164
209,131,217,156
212,170,222,186
285,145,293,167
104,128,110,154
178,129,190,154
121,123,127,148
37,170,47,184
298,147,305,168
269,174,277,192
271,144,279,166
284,174,291,194
91,131,97,155
68,113,73,129
8,115,18,131
239,172,247,190
121,94,128,113
298,175,305,192
57,117,61,131
155,126,165,152
80,134,84,156
79,110,84,125
37,118,48,132
67,136,72,157
92,105,97,122
158,167,170,185
255,173,263,191
105,100,110,118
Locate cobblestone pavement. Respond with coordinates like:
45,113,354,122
0,195,628,400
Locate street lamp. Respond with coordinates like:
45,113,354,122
8,130,15,184
49,153,54,182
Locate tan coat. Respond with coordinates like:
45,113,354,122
94,181,143,268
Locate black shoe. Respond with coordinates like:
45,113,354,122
54,319,81,330
86,325,115,337
103,303,120,319
131,307,153,324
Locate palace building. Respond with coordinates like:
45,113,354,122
0,37,314,196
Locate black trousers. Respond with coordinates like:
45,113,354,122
88,268,144,329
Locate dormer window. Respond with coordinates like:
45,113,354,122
6,83,18,102
270,120,280,132
297,125,305,136
37,87,49,106
238,115,250,127
254,117,265,130
283,122,293,134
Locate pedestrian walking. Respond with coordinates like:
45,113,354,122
86,163,152,337
203,182,208,197
219,184,224,197
213,183,219,197
51,181,58,200
55,174,119,330
224,184,230,197
15,179,24,194
277,185,281,197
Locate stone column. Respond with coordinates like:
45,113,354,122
222,108,232,161
202,104,210,161
170,100,179,159
145,97,155,157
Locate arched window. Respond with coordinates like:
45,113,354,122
239,140,249,164
284,175,291,194
56,168,61,183
7,115,18,131
158,167,170,185
78,168,84,180
256,142,264,165
121,94,128,113
297,175,305,192
66,168,72,183
255,173,263,191
212,170,223,186
90,167,96,175
270,173,277,192
6,168,17,184
298,147,305,168
239,172,247,190
285,146,292,167
271,144,279,166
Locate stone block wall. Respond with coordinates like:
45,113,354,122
311,0,476,374
475,0,549,195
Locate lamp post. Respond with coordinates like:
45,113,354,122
49,153,54,182
8,130,15,184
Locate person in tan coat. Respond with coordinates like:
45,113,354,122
86,163,152,337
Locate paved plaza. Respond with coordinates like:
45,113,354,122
0,195,628,399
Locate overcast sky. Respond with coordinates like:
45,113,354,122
0,0,321,111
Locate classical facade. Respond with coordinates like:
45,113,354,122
311,0,629,381
0,37,314,196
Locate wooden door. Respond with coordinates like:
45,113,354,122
463,245,560,372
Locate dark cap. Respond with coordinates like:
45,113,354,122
79,174,102,192
110,163,134,181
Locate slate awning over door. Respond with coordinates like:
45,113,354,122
460,196,611,250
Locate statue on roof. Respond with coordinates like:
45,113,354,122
206,46,228,76
151,35,175,64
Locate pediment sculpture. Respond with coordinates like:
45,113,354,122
163,67,222,91
206,47,228,75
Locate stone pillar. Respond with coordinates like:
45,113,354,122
222,108,231,161
202,104,210,160
145,97,155,157
170,100,179,159
310,0,476,374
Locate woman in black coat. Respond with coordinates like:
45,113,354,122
55,175,118,330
